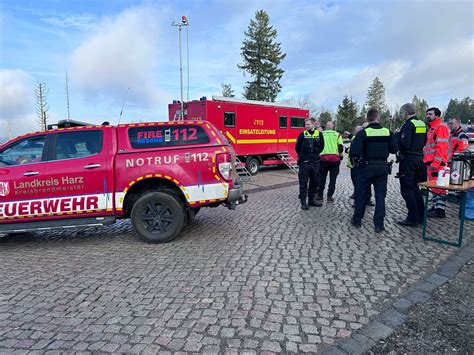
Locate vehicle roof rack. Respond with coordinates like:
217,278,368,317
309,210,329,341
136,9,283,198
47,119,94,130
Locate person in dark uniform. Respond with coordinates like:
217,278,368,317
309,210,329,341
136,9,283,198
295,117,325,210
348,122,374,206
350,108,397,233
396,103,427,226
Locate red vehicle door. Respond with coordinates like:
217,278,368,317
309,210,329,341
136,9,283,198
277,115,289,152
39,128,115,219
0,134,47,223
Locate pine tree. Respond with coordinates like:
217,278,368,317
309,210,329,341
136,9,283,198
365,77,386,111
445,98,458,119
358,105,367,122
366,77,390,125
238,10,286,102
319,111,332,127
412,95,428,121
336,95,359,132
391,105,405,131
458,97,474,122
34,81,49,131
445,97,474,122
221,83,235,97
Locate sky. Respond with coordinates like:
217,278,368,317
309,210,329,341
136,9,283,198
0,0,473,138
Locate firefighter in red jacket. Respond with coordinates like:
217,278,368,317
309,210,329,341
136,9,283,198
448,117,469,158
423,107,450,218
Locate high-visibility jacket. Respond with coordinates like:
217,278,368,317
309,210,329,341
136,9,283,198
295,129,325,163
448,127,469,160
347,136,355,168
350,123,396,162
320,129,343,162
398,117,427,155
423,117,450,169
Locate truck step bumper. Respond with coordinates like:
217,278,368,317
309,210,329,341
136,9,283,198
226,179,248,210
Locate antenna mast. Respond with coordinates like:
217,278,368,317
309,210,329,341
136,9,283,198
172,15,189,119
118,88,130,125
186,12,190,102
65,69,71,120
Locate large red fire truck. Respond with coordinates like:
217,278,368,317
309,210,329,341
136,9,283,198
169,96,309,175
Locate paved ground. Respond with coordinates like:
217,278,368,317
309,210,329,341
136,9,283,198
369,260,473,353
0,164,472,353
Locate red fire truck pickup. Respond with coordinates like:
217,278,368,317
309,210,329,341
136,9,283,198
169,96,309,175
0,119,247,243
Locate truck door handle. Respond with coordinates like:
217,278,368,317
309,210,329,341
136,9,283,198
23,171,39,176
84,164,101,169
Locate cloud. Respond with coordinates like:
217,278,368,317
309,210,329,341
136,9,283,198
309,61,410,108
0,69,34,120
294,0,474,111
70,6,166,108
400,38,474,100
0,69,38,139
42,14,97,30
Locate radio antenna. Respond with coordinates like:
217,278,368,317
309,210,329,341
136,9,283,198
118,87,130,125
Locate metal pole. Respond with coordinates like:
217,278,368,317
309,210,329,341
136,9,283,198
186,22,190,102
178,24,184,119
172,17,188,120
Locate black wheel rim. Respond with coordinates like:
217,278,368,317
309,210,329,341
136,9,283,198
249,161,258,173
140,202,175,234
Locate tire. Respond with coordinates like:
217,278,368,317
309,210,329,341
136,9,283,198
131,191,185,243
0,233,14,242
247,157,260,175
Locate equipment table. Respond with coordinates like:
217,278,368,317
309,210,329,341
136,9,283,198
419,180,474,247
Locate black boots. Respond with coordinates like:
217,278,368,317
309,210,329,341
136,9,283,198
309,199,323,207
427,208,446,218
300,199,309,210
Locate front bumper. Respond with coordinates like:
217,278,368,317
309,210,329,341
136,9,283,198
226,179,248,209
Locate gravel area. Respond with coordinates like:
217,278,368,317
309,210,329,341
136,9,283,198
369,260,473,354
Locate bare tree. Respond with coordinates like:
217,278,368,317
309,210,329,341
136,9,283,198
221,83,235,97
34,81,49,131
282,96,335,122
65,70,71,120
282,96,319,117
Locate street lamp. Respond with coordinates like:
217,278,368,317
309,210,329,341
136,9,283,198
172,15,189,120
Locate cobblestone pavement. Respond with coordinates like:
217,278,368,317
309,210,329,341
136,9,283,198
0,165,472,353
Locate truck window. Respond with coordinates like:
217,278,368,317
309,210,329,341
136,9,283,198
52,130,103,160
290,116,305,128
224,112,235,127
279,116,288,128
128,125,210,149
0,135,46,166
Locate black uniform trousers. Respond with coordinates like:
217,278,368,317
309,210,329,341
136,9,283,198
318,161,340,197
351,167,372,201
298,161,320,201
353,163,388,228
398,156,426,222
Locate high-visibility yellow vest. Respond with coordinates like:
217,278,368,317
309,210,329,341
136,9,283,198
347,136,355,168
410,119,427,134
304,130,320,138
320,130,343,156
365,127,390,137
